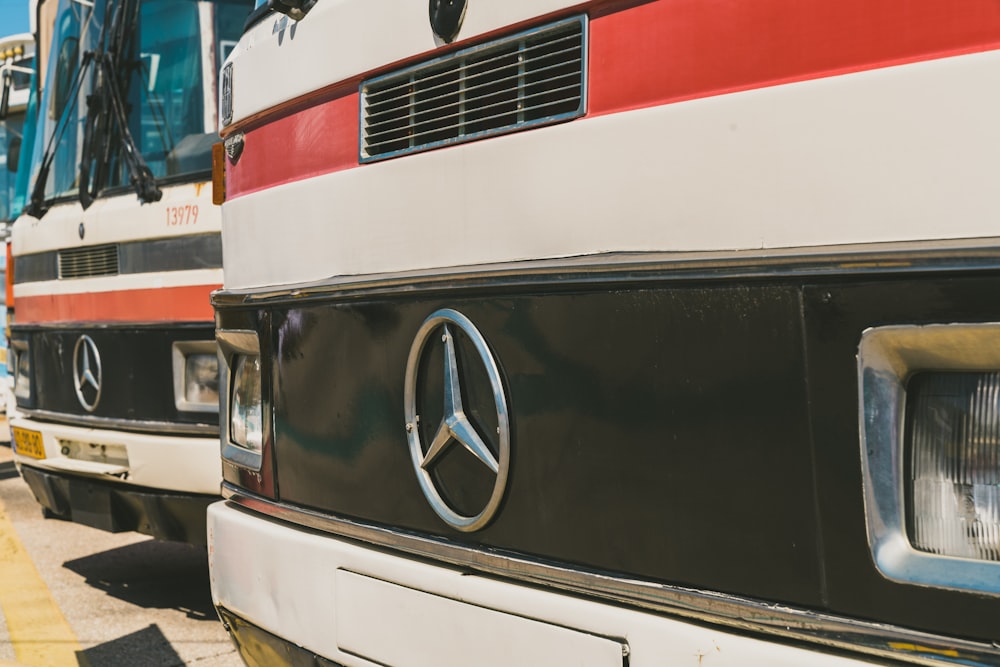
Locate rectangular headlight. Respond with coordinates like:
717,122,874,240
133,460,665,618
217,328,263,471
229,353,262,453
172,341,219,413
859,323,1000,595
12,340,30,401
907,372,1000,561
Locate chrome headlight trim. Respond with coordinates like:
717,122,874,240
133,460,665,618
858,322,1000,594
217,329,262,471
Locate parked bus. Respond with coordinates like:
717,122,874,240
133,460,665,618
0,32,36,421
7,0,251,544
210,1,1000,664
1,33,35,225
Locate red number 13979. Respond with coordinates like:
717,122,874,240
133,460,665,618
167,205,199,226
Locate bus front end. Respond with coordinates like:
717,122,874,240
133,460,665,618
212,1,1000,665
9,0,251,544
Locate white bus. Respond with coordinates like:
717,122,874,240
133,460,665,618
0,32,35,417
8,0,251,544
211,0,1000,664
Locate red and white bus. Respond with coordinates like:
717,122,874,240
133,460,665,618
8,0,251,544
211,0,1000,664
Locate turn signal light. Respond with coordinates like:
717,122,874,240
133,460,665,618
212,142,225,205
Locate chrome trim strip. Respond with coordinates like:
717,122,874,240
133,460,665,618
20,409,218,436
858,323,1000,594
212,239,1000,308
222,486,1000,667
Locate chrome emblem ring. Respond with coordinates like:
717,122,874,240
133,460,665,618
73,334,103,412
404,309,510,532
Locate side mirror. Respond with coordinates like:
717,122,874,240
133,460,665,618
271,0,316,21
7,135,21,174
0,69,11,121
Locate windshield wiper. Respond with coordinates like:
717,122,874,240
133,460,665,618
24,50,93,219
79,0,160,209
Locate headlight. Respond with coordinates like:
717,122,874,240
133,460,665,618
859,323,1000,595
229,354,262,452
12,340,30,401
217,329,263,470
172,342,219,413
907,372,1000,561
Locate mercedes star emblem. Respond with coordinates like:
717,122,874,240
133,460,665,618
429,0,467,44
404,309,510,532
73,335,103,412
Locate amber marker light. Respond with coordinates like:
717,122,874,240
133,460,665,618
212,141,226,205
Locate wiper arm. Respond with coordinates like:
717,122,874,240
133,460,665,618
78,0,161,209
24,50,94,219
98,51,161,204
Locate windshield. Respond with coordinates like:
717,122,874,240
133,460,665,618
0,110,26,223
27,0,250,208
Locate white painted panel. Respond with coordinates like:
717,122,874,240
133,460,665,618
335,570,625,667
10,416,221,494
208,500,878,666
222,50,1000,290
12,180,219,256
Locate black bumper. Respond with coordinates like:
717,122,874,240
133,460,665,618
19,464,216,545
216,607,342,667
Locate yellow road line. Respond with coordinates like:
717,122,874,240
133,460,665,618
0,494,84,667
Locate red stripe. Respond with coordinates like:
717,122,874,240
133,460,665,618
226,92,359,199
588,0,1000,116
224,0,1000,198
16,285,220,324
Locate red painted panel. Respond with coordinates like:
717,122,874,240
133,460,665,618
225,92,359,200
16,285,220,324
589,0,1000,115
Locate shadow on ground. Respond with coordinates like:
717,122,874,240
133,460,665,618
0,460,19,482
63,540,217,621
76,623,184,667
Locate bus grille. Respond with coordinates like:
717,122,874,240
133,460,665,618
361,16,586,162
58,244,120,279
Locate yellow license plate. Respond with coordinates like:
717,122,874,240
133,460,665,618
12,427,45,459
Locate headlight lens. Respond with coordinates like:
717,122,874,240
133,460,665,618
230,354,262,452
172,342,219,413
908,372,1000,562
13,344,30,400
185,353,219,405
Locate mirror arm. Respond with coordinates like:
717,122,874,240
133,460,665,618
0,69,11,120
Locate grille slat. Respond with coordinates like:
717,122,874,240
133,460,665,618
362,16,586,161
365,35,582,108
366,81,587,146
58,244,120,279
365,55,584,127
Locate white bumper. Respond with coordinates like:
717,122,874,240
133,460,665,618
10,415,221,495
209,501,874,667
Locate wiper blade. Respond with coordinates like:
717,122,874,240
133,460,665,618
78,0,161,209
24,51,94,219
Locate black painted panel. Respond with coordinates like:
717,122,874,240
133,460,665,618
218,269,1000,643
12,323,217,426
14,233,222,284
264,284,823,606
